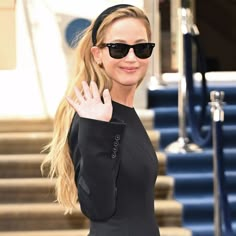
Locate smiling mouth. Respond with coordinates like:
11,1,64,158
121,67,138,72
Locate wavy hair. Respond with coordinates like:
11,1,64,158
41,5,152,214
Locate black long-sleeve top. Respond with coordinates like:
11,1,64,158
68,101,160,236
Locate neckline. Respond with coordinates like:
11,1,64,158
112,100,135,110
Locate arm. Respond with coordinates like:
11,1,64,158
68,114,126,221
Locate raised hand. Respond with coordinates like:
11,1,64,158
66,81,113,122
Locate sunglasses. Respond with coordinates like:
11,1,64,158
100,43,155,59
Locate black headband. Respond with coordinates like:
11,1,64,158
92,4,133,46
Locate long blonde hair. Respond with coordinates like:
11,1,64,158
41,5,152,214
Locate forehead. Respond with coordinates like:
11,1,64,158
103,17,148,42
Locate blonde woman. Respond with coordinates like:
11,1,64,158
42,4,160,236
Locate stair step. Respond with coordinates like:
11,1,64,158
0,230,89,236
147,129,160,150
0,201,182,231
0,227,192,236
136,108,155,130
160,227,192,236
0,175,173,203
0,129,160,154
155,176,174,199
0,152,166,178
0,118,53,133
154,200,182,226
157,151,166,175
0,154,44,178
0,178,56,203
0,132,51,154
0,109,153,133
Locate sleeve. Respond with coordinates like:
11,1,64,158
68,114,126,221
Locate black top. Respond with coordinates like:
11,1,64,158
68,101,160,236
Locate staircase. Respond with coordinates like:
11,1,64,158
148,77,236,236
0,115,191,236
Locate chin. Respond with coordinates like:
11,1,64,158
121,80,140,87
121,76,143,85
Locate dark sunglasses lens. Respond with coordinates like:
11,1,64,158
106,43,155,59
109,44,129,59
134,43,154,59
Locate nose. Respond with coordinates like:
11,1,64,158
125,48,137,60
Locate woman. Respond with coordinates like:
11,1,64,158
41,4,160,236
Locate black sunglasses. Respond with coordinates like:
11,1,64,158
100,43,155,59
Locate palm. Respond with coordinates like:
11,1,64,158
66,81,113,122
76,95,112,121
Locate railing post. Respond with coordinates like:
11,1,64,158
210,90,224,236
165,0,201,153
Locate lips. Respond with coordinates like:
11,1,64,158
120,66,138,72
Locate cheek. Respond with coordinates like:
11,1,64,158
140,60,150,74
102,58,118,73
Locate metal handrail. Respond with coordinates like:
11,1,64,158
210,90,234,236
165,6,202,153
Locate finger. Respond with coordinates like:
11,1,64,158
82,81,92,100
66,96,78,111
102,89,112,105
90,81,100,100
74,86,84,103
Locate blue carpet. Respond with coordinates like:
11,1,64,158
148,83,236,236
148,85,236,108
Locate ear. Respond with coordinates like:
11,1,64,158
91,46,102,65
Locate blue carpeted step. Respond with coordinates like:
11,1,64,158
148,80,236,236
148,85,236,108
166,148,236,236
152,105,236,128
166,148,236,174
158,127,211,149
148,88,178,108
158,125,236,149
224,105,236,125
186,222,236,236
182,196,236,224
152,107,178,128
172,171,236,197
180,195,236,235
